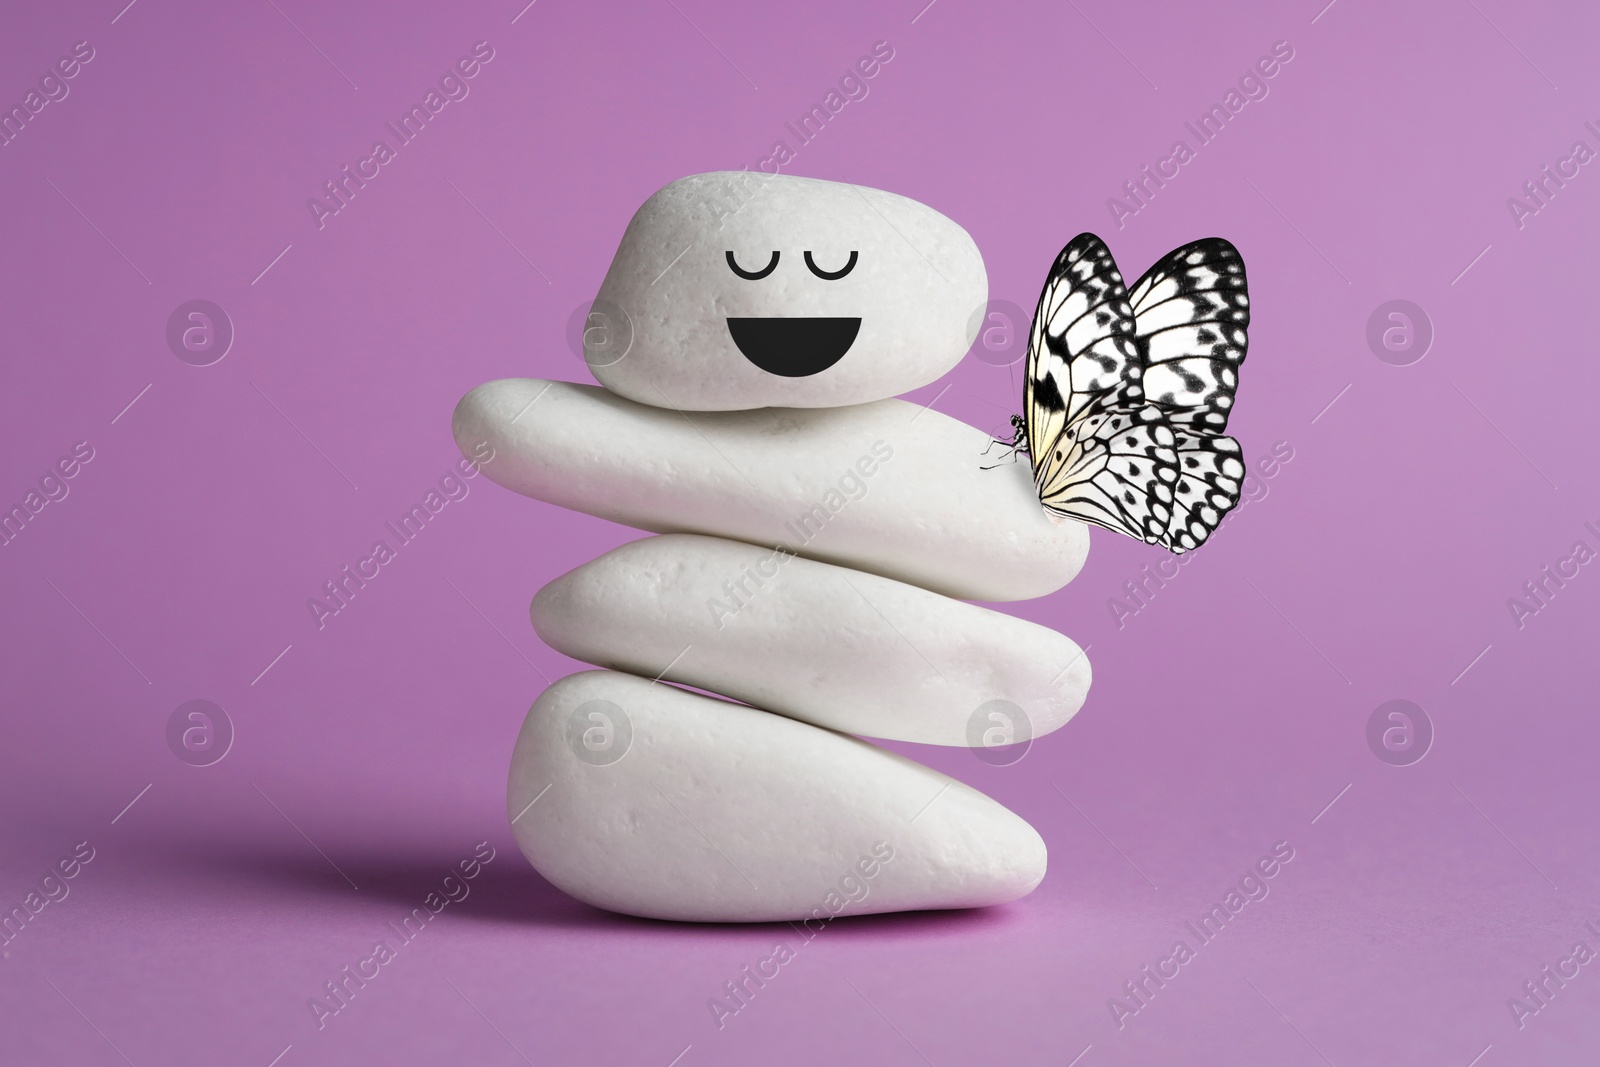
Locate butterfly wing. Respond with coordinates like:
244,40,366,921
1024,234,1178,543
1128,238,1251,551
1162,429,1246,552
1036,401,1179,544
1127,237,1249,434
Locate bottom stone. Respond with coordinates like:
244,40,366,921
507,670,1048,923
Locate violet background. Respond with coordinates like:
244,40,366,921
2,0,1597,1064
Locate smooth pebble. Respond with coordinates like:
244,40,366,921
507,670,1048,922
531,533,1091,746
583,172,987,410
452,378,1089,601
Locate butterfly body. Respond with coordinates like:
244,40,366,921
1013,233,1249,553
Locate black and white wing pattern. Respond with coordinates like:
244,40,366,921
1128,238,1249,551
1015,234,1250,553
1127,238,1249,434
1159,427,1245,551
1022,233,1180,545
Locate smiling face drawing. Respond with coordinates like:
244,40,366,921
585,172,987,411
723,249,861,378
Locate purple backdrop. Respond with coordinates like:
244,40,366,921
3,0,1597,1064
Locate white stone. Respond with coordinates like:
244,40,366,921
507,670,1047,922
583,172,987,411
531,534,1091,746
453,378,1088,601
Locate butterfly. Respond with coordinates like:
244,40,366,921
1004,233,1249,553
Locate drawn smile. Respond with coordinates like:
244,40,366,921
725,317,861,378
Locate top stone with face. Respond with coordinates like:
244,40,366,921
584,172,987,411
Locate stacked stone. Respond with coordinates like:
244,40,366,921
452,173,1092,923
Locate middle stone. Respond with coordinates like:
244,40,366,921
532,533,1092,746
